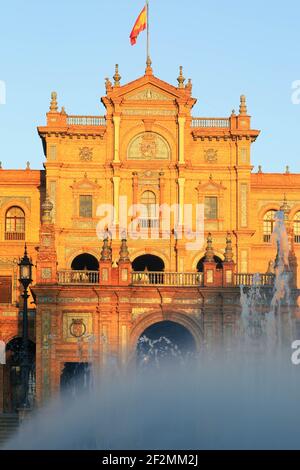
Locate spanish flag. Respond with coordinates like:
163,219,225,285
130,6,147,46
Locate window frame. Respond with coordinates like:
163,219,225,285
204,196,218,221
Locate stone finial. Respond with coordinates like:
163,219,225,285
231,109,236,116
204,233,215,263
105,77,112,93
258,165,263,174
239,94,247,115
185,78,192,92
26,161,30,170
286,165,290,174
113,64,121,87
100,234,112,262
49,91,58,112
177,66,185,88
145,56,153,75
280,194,291,220
61,106,66,115
0,162,2,169
42,193,54,224
224,232,234,263
119,235,130,263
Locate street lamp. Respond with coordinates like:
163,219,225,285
18,244,33,410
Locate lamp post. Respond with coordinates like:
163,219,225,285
18,244,33,410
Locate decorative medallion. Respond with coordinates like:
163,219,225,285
204,149,218,163
79,147,93,162
69,318,87,338
128,132,170,160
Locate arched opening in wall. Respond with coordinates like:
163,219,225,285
71,254,99,271
4,338,35,412
60,363,92,397
137,321,196,368
132,255,165,272
197,256,223,273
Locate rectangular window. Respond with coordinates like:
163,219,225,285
204,197,218,220
48,145,57,161
79,195,92,218
0,276,12,304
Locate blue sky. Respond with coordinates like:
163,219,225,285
0,0,300,172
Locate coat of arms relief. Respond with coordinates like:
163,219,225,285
128,132,170,160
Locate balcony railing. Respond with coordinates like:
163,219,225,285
234,273,275,287
5,232,25,241
58,270,99,285
138,219,160,229
56,270,275,288
191,118,230,128
67,116,106,126
131,272,204,287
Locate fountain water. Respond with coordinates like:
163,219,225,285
3,211,300,450
240,210,294,353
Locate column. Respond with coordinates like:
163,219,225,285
178,177,185,226
113,176,120,225
113,116,121,164
178,117,186,165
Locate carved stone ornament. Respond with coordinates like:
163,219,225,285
79,147,93,162
128,132,170,161
204,148,218,163
70,318,87,338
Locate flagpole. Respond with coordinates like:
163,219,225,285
146,0,150,63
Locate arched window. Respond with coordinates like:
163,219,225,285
294,212,300,244
5,207,25,240
263,210,277,243
140,191,158,229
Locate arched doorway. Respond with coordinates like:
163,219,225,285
60,362,92,397
71,254,99,271
197,256,223,272
4,338,35,412
132,255,165,272
137,321,196,368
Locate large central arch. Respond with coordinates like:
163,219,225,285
137,321,196,367
130,311,202,368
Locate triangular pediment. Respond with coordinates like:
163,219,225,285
101,70,197,112
71,175,100,191
197,179,226,192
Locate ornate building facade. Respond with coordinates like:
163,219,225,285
0,62,299,410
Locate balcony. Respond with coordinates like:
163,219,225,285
138,219,160,229
56,270,275,288
67,116,106,126
235,273,275,287
5,232,25,241
131,272,204,287
58,270,99,285
191,118,230,128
